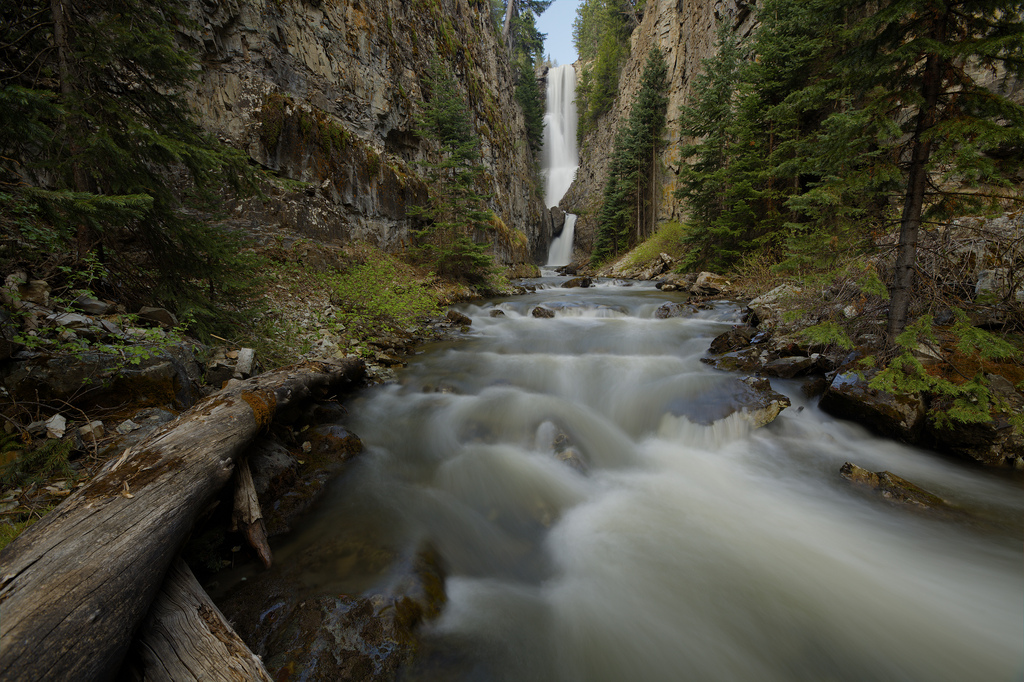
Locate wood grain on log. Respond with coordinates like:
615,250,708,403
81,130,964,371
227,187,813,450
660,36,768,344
232,457,272,569
0,359,365,682
134,558,274,682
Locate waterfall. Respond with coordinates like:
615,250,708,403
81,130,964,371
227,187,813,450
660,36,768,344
543,64,578,267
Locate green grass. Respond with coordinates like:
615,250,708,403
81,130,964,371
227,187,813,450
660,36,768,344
616,221,689,271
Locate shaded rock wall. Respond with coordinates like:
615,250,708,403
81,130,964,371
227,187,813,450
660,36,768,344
184,0,548,261
562,0,758,260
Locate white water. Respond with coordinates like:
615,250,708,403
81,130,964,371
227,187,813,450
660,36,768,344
288,281,1024,681
542,64,578,207
543,64,579,267
546,214,576,268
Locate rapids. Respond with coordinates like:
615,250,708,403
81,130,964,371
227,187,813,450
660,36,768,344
287,277,1024,681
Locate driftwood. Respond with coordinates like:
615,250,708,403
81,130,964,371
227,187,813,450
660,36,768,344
132,558,274,682
232,457,272,568
0,359,365,682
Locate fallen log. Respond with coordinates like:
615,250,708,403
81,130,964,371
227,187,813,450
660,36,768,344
0,359,366,682
130,557,274,682
232,457,272,569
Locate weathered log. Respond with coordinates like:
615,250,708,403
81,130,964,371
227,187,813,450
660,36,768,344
232,457,272,569
131,557,274,682
0,359,366,682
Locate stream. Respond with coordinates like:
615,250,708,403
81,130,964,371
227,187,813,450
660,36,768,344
277,275,1023,681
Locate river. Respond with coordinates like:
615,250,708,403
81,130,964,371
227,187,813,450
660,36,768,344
287,275,1024,681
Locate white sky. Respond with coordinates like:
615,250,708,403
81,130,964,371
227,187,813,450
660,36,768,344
535,0,581,67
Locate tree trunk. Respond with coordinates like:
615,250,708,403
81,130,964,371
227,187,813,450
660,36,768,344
0,359,366,682
887,11,947,341
502,0,516,40
50,0,93,259
129,558,274,682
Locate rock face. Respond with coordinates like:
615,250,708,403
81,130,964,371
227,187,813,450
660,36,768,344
185,0,547,262
562,0,758,253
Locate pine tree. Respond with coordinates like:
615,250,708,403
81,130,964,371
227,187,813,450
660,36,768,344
592,47,668,263
819,0,1024,338
409,57,495,284
0,0,258,334
676,20,745,269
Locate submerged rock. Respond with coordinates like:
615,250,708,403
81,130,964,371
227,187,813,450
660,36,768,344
839,462,949,511
654,302,693,319
218,543,446,682
668,376,790,428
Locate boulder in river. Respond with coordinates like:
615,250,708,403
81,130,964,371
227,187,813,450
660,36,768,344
840,462,950,511
819,371,926,442
531,306,555,319
218,542,446,682
923,374,1024,468
709,326,756,354
561,277,592,289
654,302,693,319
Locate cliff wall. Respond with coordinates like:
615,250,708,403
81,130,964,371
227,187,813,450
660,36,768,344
562,0,757,260
184,0,549,262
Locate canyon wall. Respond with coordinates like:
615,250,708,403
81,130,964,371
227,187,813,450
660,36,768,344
183,0,549,262
562,0,758,260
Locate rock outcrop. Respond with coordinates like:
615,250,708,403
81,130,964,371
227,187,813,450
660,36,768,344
184,0,547,262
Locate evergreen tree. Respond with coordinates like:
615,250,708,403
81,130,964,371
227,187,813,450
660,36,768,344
677,1,848,271
676,20,745,269
0,0,257,333
409,58,495,284
507,9,547,155
592,47,668,263
826,0,1024,338
574,0,632,140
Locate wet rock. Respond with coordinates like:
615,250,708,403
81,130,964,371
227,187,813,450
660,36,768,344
735,376,792,428
561,277,592,288
709,326,756,354
763,356,817,379
654,302,693,319
819,371,925,442
531,306,555,319
247,439,298,496
701,347,766,373
923,374,1024,468
446,310,471,326
489,309,505,317
840,462,949,510
218,543,446,682
668,376,790,428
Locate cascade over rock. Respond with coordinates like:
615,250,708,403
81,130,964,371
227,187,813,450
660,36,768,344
183,0,547,260
542,64,580,266
562,0,758,254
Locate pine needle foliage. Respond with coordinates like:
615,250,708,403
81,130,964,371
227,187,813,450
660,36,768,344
592,47,668,264
409,57,497,285
0,0,262,338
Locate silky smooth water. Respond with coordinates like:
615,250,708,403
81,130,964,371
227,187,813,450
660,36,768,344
542,64,578,209
300,279,1024,681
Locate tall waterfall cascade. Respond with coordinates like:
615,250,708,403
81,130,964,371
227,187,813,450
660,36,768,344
542,64,578,266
